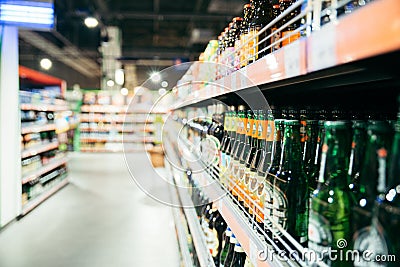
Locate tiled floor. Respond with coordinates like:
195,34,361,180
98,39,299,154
0,152,180,267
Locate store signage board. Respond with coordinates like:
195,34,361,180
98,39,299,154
0,0,54,30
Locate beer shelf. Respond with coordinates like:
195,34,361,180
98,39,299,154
21,142,59,159
21,103,69,112
21,123,56,135
80,105,128,114
79,138,154,143
22,157,68,184
172,0,400,110
21,178,68,216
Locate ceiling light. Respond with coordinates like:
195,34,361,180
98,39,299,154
161,81,168,88
120,87,129,96
158,88,166,95
106,79,115,87
150,72,161,83
84,17,98,28
40,58,52,70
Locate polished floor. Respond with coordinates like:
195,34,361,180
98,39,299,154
0,153,180,267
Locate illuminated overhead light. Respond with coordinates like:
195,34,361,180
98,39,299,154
0,2,54,29
84,17,98,28
40,58,52,70
158,88,166,95
120,87,129,96
161,81,169,88
106,79,115,87
150,72,161,83
115,69,125,85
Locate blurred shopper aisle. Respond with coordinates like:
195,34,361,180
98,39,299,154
0,153,180,267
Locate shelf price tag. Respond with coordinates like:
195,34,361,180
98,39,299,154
284,40,301,78
249,239,259,267
309,23,337,72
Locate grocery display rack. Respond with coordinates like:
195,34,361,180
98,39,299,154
165,0,400,266
19,66,70,216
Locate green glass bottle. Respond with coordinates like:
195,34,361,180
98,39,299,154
377,106,400,266
272,120,308,245
302,119,319,190
223,233,237,267
230,243,247,267
220,227,232,265
347,121,368,194
308,121,353,267
263,119,285,236
223,108,236,187
352,121,394,266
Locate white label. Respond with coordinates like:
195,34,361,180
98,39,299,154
309,23,337,72
284,40,301,78
249,239,258,267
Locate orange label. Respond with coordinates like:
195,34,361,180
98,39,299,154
258,120,267,139
252,119,259,138
246,118,254,136
240,34,248,67
282,31,300,47
248,29,259,62
266,120,275,141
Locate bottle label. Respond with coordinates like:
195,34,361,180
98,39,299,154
264,179,274,228
272,177,288,234
300,120,307,143
266,120,275,142
258,120,267,139
225,47,235,73
256,174,265,223
240,34,248,67
234,39,242,69
252,119,258,138
353,225,389,267
211,228,220,257
247,119,253,136
308,210,332,264
244,168,253,208
281,31,301,47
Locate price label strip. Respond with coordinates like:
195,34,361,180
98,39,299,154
284,40,301,78
309,23,337,72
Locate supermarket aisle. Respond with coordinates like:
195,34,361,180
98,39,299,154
0,153,180,267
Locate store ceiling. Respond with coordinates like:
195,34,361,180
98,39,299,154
18,0,244,89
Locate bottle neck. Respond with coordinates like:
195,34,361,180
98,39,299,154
388,120,400,189
279,123,303,172
318,126,351,189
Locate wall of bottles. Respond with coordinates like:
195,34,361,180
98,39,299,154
172,97,400,266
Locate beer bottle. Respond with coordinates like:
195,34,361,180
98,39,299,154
263,119,284,235
238,110,254,207
220,227,232,265
239,4,253,68
279,0,301,47
377,103,400,266
248,0,273,63
230,243,247,267
232,17,244,70
299,108,309,153
226,18,243,75
270,0,282,53
247,110,266,227
223,107,236,187
211,210,227,266
302,119,319,190
220,110,231,178
223,233,237,267
272,120,308,245
352,121,393,262
308,121,353,267
230,106,246,199
347,121,368,194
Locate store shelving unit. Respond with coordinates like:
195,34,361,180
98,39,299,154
19,66,70,216
165,0,400,266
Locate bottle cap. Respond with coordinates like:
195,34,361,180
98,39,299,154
233,17,243,22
